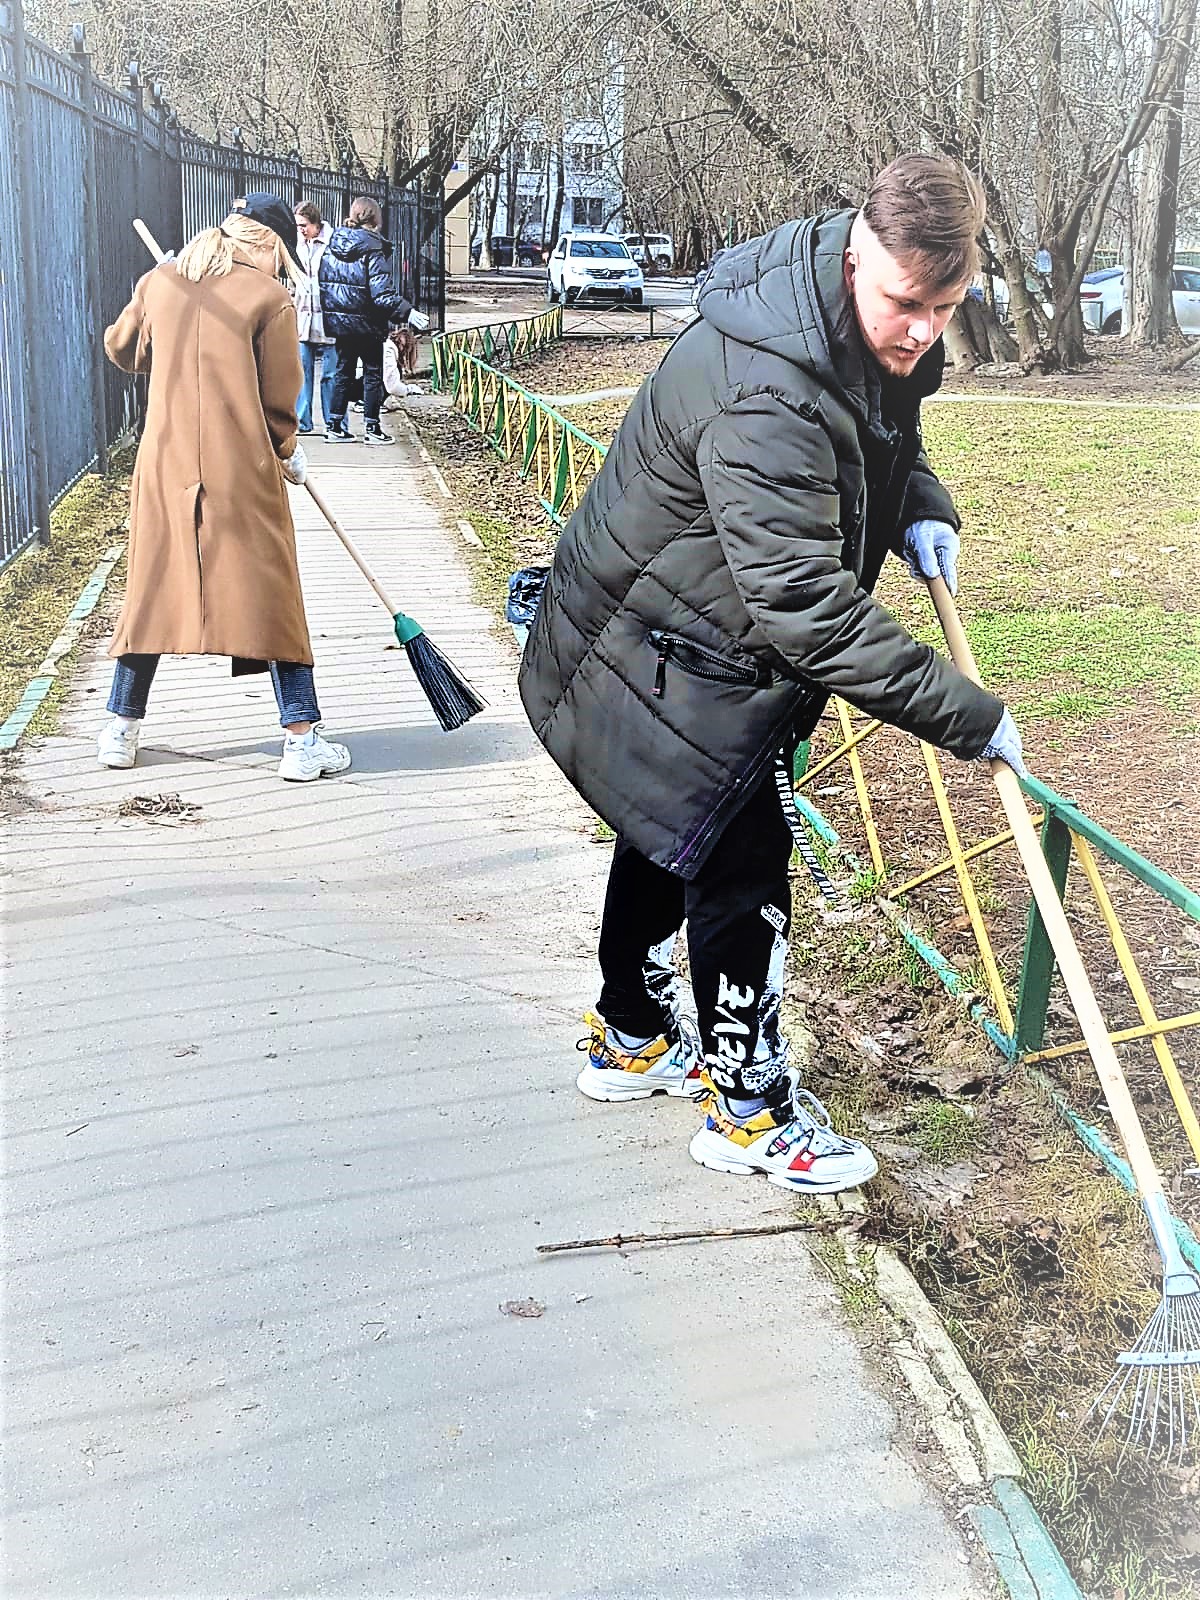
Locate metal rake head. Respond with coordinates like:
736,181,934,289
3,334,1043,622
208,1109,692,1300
1091,1279,1200,1464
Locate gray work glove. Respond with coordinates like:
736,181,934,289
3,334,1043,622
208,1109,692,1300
406,307,431,334
903,519,960,595
280,441,308,486
980,709,1027,777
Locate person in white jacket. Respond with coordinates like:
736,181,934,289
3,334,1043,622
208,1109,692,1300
293,202,335,433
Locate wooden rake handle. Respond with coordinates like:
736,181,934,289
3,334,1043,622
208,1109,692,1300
926,574,1164,1201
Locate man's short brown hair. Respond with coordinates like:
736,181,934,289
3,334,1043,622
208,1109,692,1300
862,154,987,290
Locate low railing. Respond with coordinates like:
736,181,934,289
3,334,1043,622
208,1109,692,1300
430,306,562,395
444,347,605,524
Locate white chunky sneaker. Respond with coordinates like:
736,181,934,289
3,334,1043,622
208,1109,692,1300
277,727,352,782
575,1010,706,1102
97,717,140,769
689,1082,878,1193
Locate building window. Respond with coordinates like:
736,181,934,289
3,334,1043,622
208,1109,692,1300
569,142,604,175
573,197,606,230
521,140,546,173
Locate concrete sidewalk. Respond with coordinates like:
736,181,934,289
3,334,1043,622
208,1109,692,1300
3,427,986,1598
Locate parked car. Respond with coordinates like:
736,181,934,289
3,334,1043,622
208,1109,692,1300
1080,265,1200,336
622,232,675,269
546,232,644,306
968,272,1052,323
470,235,545,268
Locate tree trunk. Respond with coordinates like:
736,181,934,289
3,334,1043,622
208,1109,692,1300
482,170,501,266
548,139,565,247
1129,0,1194,344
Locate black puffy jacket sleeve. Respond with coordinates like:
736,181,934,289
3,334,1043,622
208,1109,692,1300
699,391,1003,759
367,250,413,326
900,443,960,531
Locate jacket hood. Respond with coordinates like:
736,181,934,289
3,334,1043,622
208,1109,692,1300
694,209,945,421
328,225,392,262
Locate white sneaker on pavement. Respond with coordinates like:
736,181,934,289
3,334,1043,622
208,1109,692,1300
689,1081,878,1193
575,1010,706,1101
277,727,352,782
97,717,140,769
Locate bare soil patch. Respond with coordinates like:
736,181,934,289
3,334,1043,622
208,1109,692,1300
942,338,1200,404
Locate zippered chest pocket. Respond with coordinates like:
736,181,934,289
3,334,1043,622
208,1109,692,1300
648,630,770,697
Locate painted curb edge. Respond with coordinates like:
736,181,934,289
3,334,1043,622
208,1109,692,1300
0,541,125,753
821,1198,1084,1599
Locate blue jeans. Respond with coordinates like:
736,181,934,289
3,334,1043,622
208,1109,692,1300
107,655,321,727
329,336,384,427
297,342,336,432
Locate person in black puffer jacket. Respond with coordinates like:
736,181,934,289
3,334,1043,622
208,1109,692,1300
318,196,429,444
520,153,1027,1195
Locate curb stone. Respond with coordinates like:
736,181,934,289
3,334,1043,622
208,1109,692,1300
0,539,125,752
819,1193,1084,1600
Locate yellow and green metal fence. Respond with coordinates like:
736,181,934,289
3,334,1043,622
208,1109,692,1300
430,306,563,395
443,347,606,524
439,331,1200,1250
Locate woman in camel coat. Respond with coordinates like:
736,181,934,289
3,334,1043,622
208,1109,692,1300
98,191,351,783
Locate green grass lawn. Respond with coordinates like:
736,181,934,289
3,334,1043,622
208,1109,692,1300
876,404,1200,731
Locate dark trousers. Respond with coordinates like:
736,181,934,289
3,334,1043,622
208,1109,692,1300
596,775,793,1099
107,655,321,727
329,335,383,426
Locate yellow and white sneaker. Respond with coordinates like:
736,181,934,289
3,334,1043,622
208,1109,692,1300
689,1082,878,1193
575,1011,706,1103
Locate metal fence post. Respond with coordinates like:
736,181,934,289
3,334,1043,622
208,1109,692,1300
127,60,144,218
1014,807,1073,1054
228,125,244,196
10,0,52,545
73,25,108,475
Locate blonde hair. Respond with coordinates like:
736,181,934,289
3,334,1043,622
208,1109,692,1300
176,214,302,286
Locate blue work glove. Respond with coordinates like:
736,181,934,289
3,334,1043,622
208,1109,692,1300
903,519,960,595
980,709,1027,777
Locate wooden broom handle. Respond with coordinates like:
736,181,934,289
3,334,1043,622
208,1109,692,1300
926,575,1164,1200
301,480,399,618
129,221,401,624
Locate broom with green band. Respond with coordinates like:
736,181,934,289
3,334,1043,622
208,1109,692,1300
132,218,484,733
302,479,484,731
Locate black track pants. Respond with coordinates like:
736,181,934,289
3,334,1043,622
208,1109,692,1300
595,775,794,1097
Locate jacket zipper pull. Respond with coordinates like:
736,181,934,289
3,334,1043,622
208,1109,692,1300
653,641,669,696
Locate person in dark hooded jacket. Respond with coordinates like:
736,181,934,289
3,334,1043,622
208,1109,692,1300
318,196,429,444
519,153,1026,1194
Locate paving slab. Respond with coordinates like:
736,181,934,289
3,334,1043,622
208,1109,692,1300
2,430,988,1598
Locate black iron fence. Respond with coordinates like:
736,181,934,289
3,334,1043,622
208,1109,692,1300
0,0,445,569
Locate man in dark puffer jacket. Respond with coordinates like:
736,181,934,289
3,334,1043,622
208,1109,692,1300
318,195,429,444
519,154,1025,1193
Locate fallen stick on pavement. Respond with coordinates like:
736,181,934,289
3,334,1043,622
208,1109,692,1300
536,1217,861,1254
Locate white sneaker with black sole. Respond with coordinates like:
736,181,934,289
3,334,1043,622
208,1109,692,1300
97,717,140,768
277,728,352,782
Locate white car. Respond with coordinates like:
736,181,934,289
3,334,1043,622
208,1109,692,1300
623,232,674,269
1080,265,1200,336
547,233,644,306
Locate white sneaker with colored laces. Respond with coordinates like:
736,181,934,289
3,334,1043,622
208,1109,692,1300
97,717,140,769
575,1011,706,1102
689,1085,878,1193
277,728,352,782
